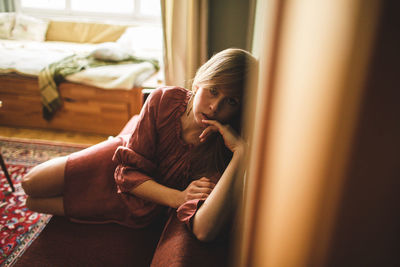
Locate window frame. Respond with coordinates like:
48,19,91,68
14,0,161,26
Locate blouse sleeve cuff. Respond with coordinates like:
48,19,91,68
114,165,153,193
112,146,156,176
176,199,205,230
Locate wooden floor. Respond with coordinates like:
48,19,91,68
0,125,109,145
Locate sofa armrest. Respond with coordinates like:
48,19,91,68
150,212,231,267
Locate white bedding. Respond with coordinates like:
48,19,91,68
66,62,156,90
0,39,158,89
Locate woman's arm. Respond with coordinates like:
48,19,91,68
192,147,244,241
129,180,183,208
192,120,246,241
130,177,216,209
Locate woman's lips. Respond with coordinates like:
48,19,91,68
202,113,209,120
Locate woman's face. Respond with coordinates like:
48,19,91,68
192,84,240,128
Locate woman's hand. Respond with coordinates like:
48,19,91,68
199,120,245,153
180,177,215,204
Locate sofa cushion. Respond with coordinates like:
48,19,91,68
117,26,163,53
11,13,49,41
46,20,128,43
0,12,15,39
13,215,166,267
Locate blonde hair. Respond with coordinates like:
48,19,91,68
192,48,255,98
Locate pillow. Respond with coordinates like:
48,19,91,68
0,12,15,39
90,42,131,61
11,13,49,41
116,26,163,52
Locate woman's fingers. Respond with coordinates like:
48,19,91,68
201,119,233,139
199,119,229,143
201,119,244,152
195,177,214,184
188,193,210,200
201,120,224,133
181,176,219,201
189,186,213,194
193,180,215,189
199,125,218,142
202,119,223,128
184,177,216,201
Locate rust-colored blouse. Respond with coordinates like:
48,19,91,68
64,86,213,228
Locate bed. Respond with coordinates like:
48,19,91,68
0,13,162,135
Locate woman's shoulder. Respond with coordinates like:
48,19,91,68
148,86,191,110
155,86,190,100
148,87,191,132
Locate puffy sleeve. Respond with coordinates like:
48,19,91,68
112,88,162,193
176,199,205,229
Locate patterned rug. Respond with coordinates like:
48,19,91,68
0,137,87,266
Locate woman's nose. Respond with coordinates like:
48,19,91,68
209,99,220,113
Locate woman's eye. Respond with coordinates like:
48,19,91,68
209,87,218,96
226,98,239,106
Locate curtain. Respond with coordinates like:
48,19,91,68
0,0,15,12
160,0,208,88
236,0,381,266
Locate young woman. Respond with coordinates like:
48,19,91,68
22,48,256,242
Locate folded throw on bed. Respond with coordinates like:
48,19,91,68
38,53,159,120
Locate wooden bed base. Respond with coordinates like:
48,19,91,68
0,74,143,135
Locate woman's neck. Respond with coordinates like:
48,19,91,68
181,109,203,146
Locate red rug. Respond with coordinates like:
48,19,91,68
0,137,87,266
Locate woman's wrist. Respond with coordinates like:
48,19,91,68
174,190,185,209
232,141,246,156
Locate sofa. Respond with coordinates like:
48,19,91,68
13,213,231,267
0,13,162,135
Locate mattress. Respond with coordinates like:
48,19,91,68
0,39,158,89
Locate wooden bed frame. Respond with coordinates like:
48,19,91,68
0,74,143,135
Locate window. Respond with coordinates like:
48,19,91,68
15,0,161,25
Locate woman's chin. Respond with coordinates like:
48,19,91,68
193,114,207,128
196,120,208,129
198,121,208,129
